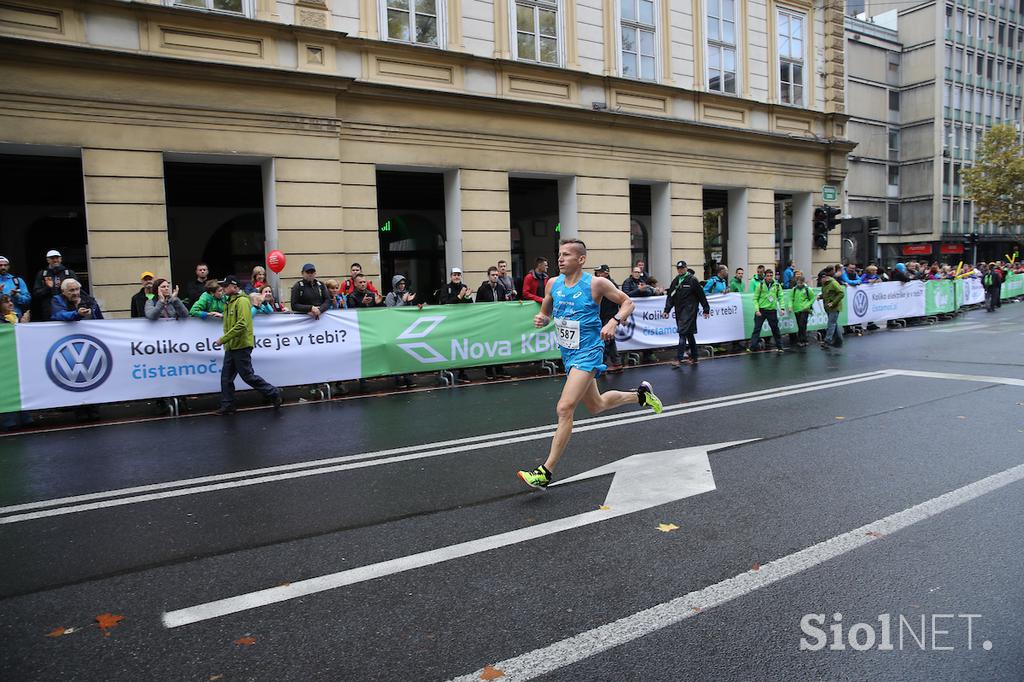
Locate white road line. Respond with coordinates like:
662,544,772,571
449,461,1024,682
892,369,1024,387
0,371,890,524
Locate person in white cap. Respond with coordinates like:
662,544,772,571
32,249,78,323
441,267,473,383
0,255,31,321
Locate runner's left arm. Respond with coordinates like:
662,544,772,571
594,277,634,341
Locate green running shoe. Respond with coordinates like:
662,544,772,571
517,465,552,490
638,380,663,414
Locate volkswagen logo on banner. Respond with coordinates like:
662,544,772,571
852,290,870,318
614,314,635,342
45,334,113,392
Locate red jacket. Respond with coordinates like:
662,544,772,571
341,277,379,297
522,271,549,303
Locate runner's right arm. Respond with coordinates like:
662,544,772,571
534,278,555,328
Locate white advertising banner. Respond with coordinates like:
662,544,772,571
958,277,985,305
616,294,746,350
15,312,362,410
844,281,926,325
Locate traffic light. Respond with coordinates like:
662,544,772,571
825,205,842,231
813,205,842,249
813,206,829,249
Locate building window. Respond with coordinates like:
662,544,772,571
887,202,899,226
384,0,440,45
888,129,899,160
514,0,560,65
884,89,901,111
621,0,657,80
173,0,249,15
777,9,805,105
706,0,737,94
888,164,899,187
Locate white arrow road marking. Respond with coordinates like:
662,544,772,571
449,460,1024,682
160,440,753,629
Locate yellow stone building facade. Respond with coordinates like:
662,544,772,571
0,0,853,316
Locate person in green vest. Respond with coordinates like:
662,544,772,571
747,268,785,352
728,267,745,293
818,265,845,349
215,276,281,415
747,265,766,292
788,270,816,347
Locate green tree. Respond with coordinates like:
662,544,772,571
962,124,1024,229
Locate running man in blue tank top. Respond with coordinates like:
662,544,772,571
517,239,663,489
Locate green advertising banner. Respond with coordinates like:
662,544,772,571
1003,273,1024,299
925,280,956,315
0,325,19,413
356,302,560,377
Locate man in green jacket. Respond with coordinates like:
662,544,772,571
728,267,745,293
747,268,785,352
788,270,816,347
747,265,766,292
818,266,845,349
215,276,281,415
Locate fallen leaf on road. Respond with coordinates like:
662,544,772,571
209,676,224,681
657,523,679,532
834,416,845,420
866,531,886,539
480,664,505,680
277,582,291,587
691,607,702,613
957,416,967,420
598,505,610,511
95,614,124,632
234,637,257,646
752,563,761,571
46,627,76,638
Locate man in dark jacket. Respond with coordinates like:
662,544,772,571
443,267,474,304
181,263,210,309
290,263,331,319
983,262,1002,312
476,266,511,380
130,271,156,318
346,274,384,308
662,260,710,366
475,266,509,303
594,264,622,372
441,267,472,383
32,249,78,323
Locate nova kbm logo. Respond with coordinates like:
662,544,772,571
932,285,951,310
614,314,635,342
394,313,554,365
852,290,870,318
396,316,448,363
45,334,113,392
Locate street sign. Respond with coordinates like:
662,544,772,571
822,185,838,202
162,440,755,628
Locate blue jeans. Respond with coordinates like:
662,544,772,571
220,347,279,408
824,310,843,347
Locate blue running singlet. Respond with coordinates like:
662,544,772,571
550,272,607,375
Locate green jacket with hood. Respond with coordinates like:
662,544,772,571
220,293,255,351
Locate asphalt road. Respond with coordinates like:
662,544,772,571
1,303,1023,681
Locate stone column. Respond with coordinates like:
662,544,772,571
459,169,511,286
81,149,170,318
575,176,631,282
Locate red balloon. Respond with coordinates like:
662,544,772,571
267,249,286,274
